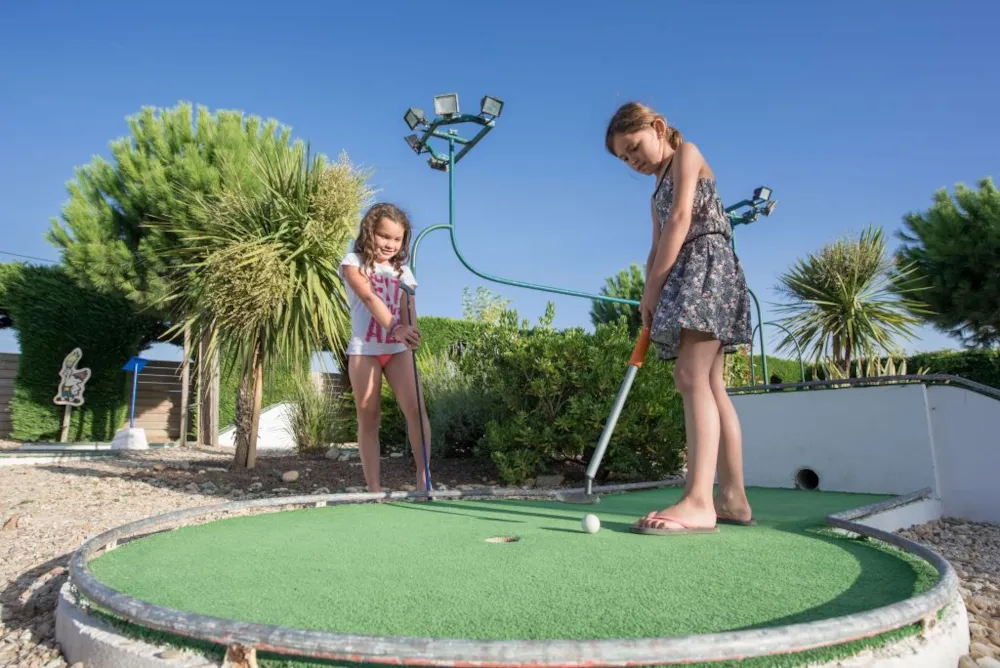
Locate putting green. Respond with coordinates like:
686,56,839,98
89,487,935,651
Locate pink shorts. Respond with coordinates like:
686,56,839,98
375,354,394,369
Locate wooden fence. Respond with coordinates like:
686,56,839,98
0,353,17,439
131,360,187,442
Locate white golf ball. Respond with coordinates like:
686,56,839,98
581,514,601,534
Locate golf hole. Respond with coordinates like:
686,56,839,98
485,536,520,544
795,468,820,490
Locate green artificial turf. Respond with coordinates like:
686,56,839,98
89,487,929,638
88,487,938,666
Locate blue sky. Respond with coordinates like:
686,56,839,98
1,0,997,366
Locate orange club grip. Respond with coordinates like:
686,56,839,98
629,326,652,368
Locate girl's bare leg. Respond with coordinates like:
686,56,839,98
383,351,432,491
347,355,383,493
635,329,721,531
710,349,753,522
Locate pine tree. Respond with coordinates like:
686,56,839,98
589,263,644,338
895,176,1000,348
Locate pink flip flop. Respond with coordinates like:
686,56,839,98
630,514,720,536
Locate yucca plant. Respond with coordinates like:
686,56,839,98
774,225,930,375
154,140,374,468
288,373,340,455
819,353,929,386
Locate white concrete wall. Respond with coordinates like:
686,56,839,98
735,384,938,495
927,385,1000,523
731,382,1000,524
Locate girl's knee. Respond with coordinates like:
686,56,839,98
674,361,710,395
355,399,381,430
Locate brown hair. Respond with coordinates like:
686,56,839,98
353,202,412,277
604,101,683,156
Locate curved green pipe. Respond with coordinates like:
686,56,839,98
409,137,772,372
749,320,805,387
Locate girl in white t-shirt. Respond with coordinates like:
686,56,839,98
339,203,430,493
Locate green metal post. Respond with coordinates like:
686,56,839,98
748,289,768,384
410,224,451,275
409,138,639,307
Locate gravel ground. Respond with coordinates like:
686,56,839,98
1,441,998,667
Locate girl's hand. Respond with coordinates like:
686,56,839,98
394,324,421,349
640,293,655,328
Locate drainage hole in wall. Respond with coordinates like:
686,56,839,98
795,468,820,490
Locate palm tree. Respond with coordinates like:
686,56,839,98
156,141,373,468
773,225,928,375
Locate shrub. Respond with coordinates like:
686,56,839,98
461,307,685,485
288,374,339,455
331,348,498,459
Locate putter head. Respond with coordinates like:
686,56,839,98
554,490,601,505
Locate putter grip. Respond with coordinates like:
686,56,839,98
629,327,652,368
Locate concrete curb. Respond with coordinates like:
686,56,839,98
57,485,970,667
0,452,122,467
56,583,215,668
55,582,969,668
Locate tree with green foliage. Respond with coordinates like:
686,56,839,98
895,176,1000,348
158,142,372,468
461,286,512,325
46,102,327,448
590,263,643,338
774,225,927,374
47,102,283,314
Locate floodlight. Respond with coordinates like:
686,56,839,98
428,156,449,172
480,95,504,118
763,200,778,216
753,186,772,202
405,134,423,154
434,93,460,117
404,107,426,131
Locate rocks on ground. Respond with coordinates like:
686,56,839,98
897,517,1000,667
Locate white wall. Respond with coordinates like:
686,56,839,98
927,385,1000,523
731,382,1000,524
734,384,938,495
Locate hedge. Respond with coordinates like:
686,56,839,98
747,349,1000,390
747,355,811,385
415,316,486,357
0,263,160,441
908,348,1000,389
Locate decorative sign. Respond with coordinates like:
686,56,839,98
53,348,91,407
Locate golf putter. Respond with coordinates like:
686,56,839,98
398,283,433,497
556,326,652,505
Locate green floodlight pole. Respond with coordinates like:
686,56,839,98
403,94,774,379
750,321,806,387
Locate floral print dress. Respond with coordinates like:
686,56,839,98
649,170,753,361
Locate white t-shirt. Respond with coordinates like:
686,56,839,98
339,250,418,356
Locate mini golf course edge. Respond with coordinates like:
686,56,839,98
60,482,967,667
